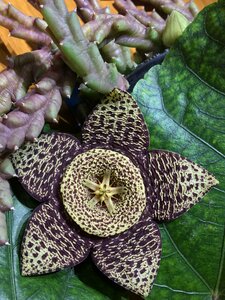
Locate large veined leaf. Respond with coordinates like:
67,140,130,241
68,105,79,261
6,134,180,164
1,1,225,299
132,1,225,298
133,66,225,300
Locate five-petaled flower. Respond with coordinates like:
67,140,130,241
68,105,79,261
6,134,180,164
8,89,217,297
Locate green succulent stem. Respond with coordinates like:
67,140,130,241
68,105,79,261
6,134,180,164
40,0,128,94
0,211,8,245
76,0,135,74
0,175,13,213
139,0,198,20
0,158,16,178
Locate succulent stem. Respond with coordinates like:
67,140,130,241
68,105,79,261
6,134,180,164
0,175,13,212
0,1,51,45
0,211,8,246
40,0,128,94
138,0,198,20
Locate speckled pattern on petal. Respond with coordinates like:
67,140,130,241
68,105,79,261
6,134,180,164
60,148,146,237
92,214,161,298
82,89,150,160
147,150,219,221
10,132,81,202
21,200,93,276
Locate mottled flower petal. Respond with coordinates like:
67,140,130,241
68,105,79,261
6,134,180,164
92,214,161,297
10,133,81,202
82,89,150,160
147,150,218,221
21,200,92,276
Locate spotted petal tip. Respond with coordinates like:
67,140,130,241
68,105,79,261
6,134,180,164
10,132,81,203
92,216,161,297
148,150,219,221
82,88,150,159
21,202,92,276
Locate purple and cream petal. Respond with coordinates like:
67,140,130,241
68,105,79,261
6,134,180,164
92,214,161,297
10,132,81,202
82,89,150,160
147,150,219,221
21,200,93,276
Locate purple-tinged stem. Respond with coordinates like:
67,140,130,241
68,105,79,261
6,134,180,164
40,0,128,94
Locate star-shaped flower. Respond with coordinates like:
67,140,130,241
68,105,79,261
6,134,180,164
9,89,218,297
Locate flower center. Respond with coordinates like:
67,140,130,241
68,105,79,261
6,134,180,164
60,148,146,237
83,170,124,215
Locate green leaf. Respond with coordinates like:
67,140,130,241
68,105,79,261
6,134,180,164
133,66,225,299
132,1,225,298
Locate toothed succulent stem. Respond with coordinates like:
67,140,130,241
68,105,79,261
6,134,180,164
188,1,199,17
138,0,198,21
0,158,16,178
76,0,135,74
0,211,8,246
0,69,18,115
101,42,136,74
0,2,51,46
8,47,53,78
82,13,162,54
0,47,76,153
114,0,165,31
112,0,197,53
0,82,62,152
60,68,76,98
39,0,128,94
0,162,14,246
0,47,54,120
0,175,14,212
75,0,109,22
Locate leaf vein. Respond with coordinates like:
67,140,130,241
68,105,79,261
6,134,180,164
163,224,212,292
154,283,211,295
6,211,17,300
158,81,225,160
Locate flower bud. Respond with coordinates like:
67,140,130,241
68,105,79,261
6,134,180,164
162,11,190,47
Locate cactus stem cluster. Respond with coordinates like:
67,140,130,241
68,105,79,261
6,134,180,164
0,158,16,245
75,0,136,74
39,0,129,94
